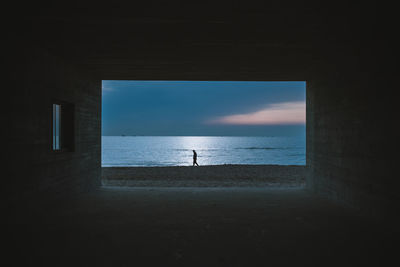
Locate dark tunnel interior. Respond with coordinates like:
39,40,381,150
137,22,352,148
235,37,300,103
3,1,399,266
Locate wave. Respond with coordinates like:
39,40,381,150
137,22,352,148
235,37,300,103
175,147,286,151
235,147,284,150
173,149,221,151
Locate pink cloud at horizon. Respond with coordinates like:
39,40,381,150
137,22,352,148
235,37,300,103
207,101,306,125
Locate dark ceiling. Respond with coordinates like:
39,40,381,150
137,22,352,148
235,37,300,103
6,1,394,80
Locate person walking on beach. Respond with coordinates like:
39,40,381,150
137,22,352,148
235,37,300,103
193,150,199,166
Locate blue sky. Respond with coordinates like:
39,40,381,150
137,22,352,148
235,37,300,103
102,81,306,136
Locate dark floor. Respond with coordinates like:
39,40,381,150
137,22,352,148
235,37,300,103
5,186,398,266
102,165,306,187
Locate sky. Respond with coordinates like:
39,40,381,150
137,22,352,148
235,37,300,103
102,81,306,136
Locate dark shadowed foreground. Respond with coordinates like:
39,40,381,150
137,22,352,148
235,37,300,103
5,186,397,266
102,165,306,187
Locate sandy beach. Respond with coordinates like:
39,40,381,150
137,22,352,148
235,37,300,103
102,165,306,187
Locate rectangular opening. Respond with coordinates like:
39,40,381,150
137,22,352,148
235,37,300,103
101,81,306,187
52,104,61,150
52,102,75,152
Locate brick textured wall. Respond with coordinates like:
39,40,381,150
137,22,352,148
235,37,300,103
306,58,397,216
4,3,397,219
4,45,101,205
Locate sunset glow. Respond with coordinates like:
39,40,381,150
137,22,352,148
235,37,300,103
102,81,306,136
207,101,305,125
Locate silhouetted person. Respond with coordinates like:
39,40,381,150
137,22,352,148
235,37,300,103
193,150,199,166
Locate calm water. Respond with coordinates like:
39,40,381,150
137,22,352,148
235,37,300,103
102,136,305,167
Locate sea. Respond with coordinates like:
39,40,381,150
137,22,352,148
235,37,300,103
102,136,305,167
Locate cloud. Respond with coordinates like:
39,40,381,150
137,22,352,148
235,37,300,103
102,85,114,93
206,101,305,125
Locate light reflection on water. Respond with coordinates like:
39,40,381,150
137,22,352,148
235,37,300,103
102,136,305,167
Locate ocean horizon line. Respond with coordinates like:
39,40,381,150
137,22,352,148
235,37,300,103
102,136,305,166
102,135,305,137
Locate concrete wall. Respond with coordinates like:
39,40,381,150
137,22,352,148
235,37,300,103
4,3,397,219
4,44,101,206
306,52,397,216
